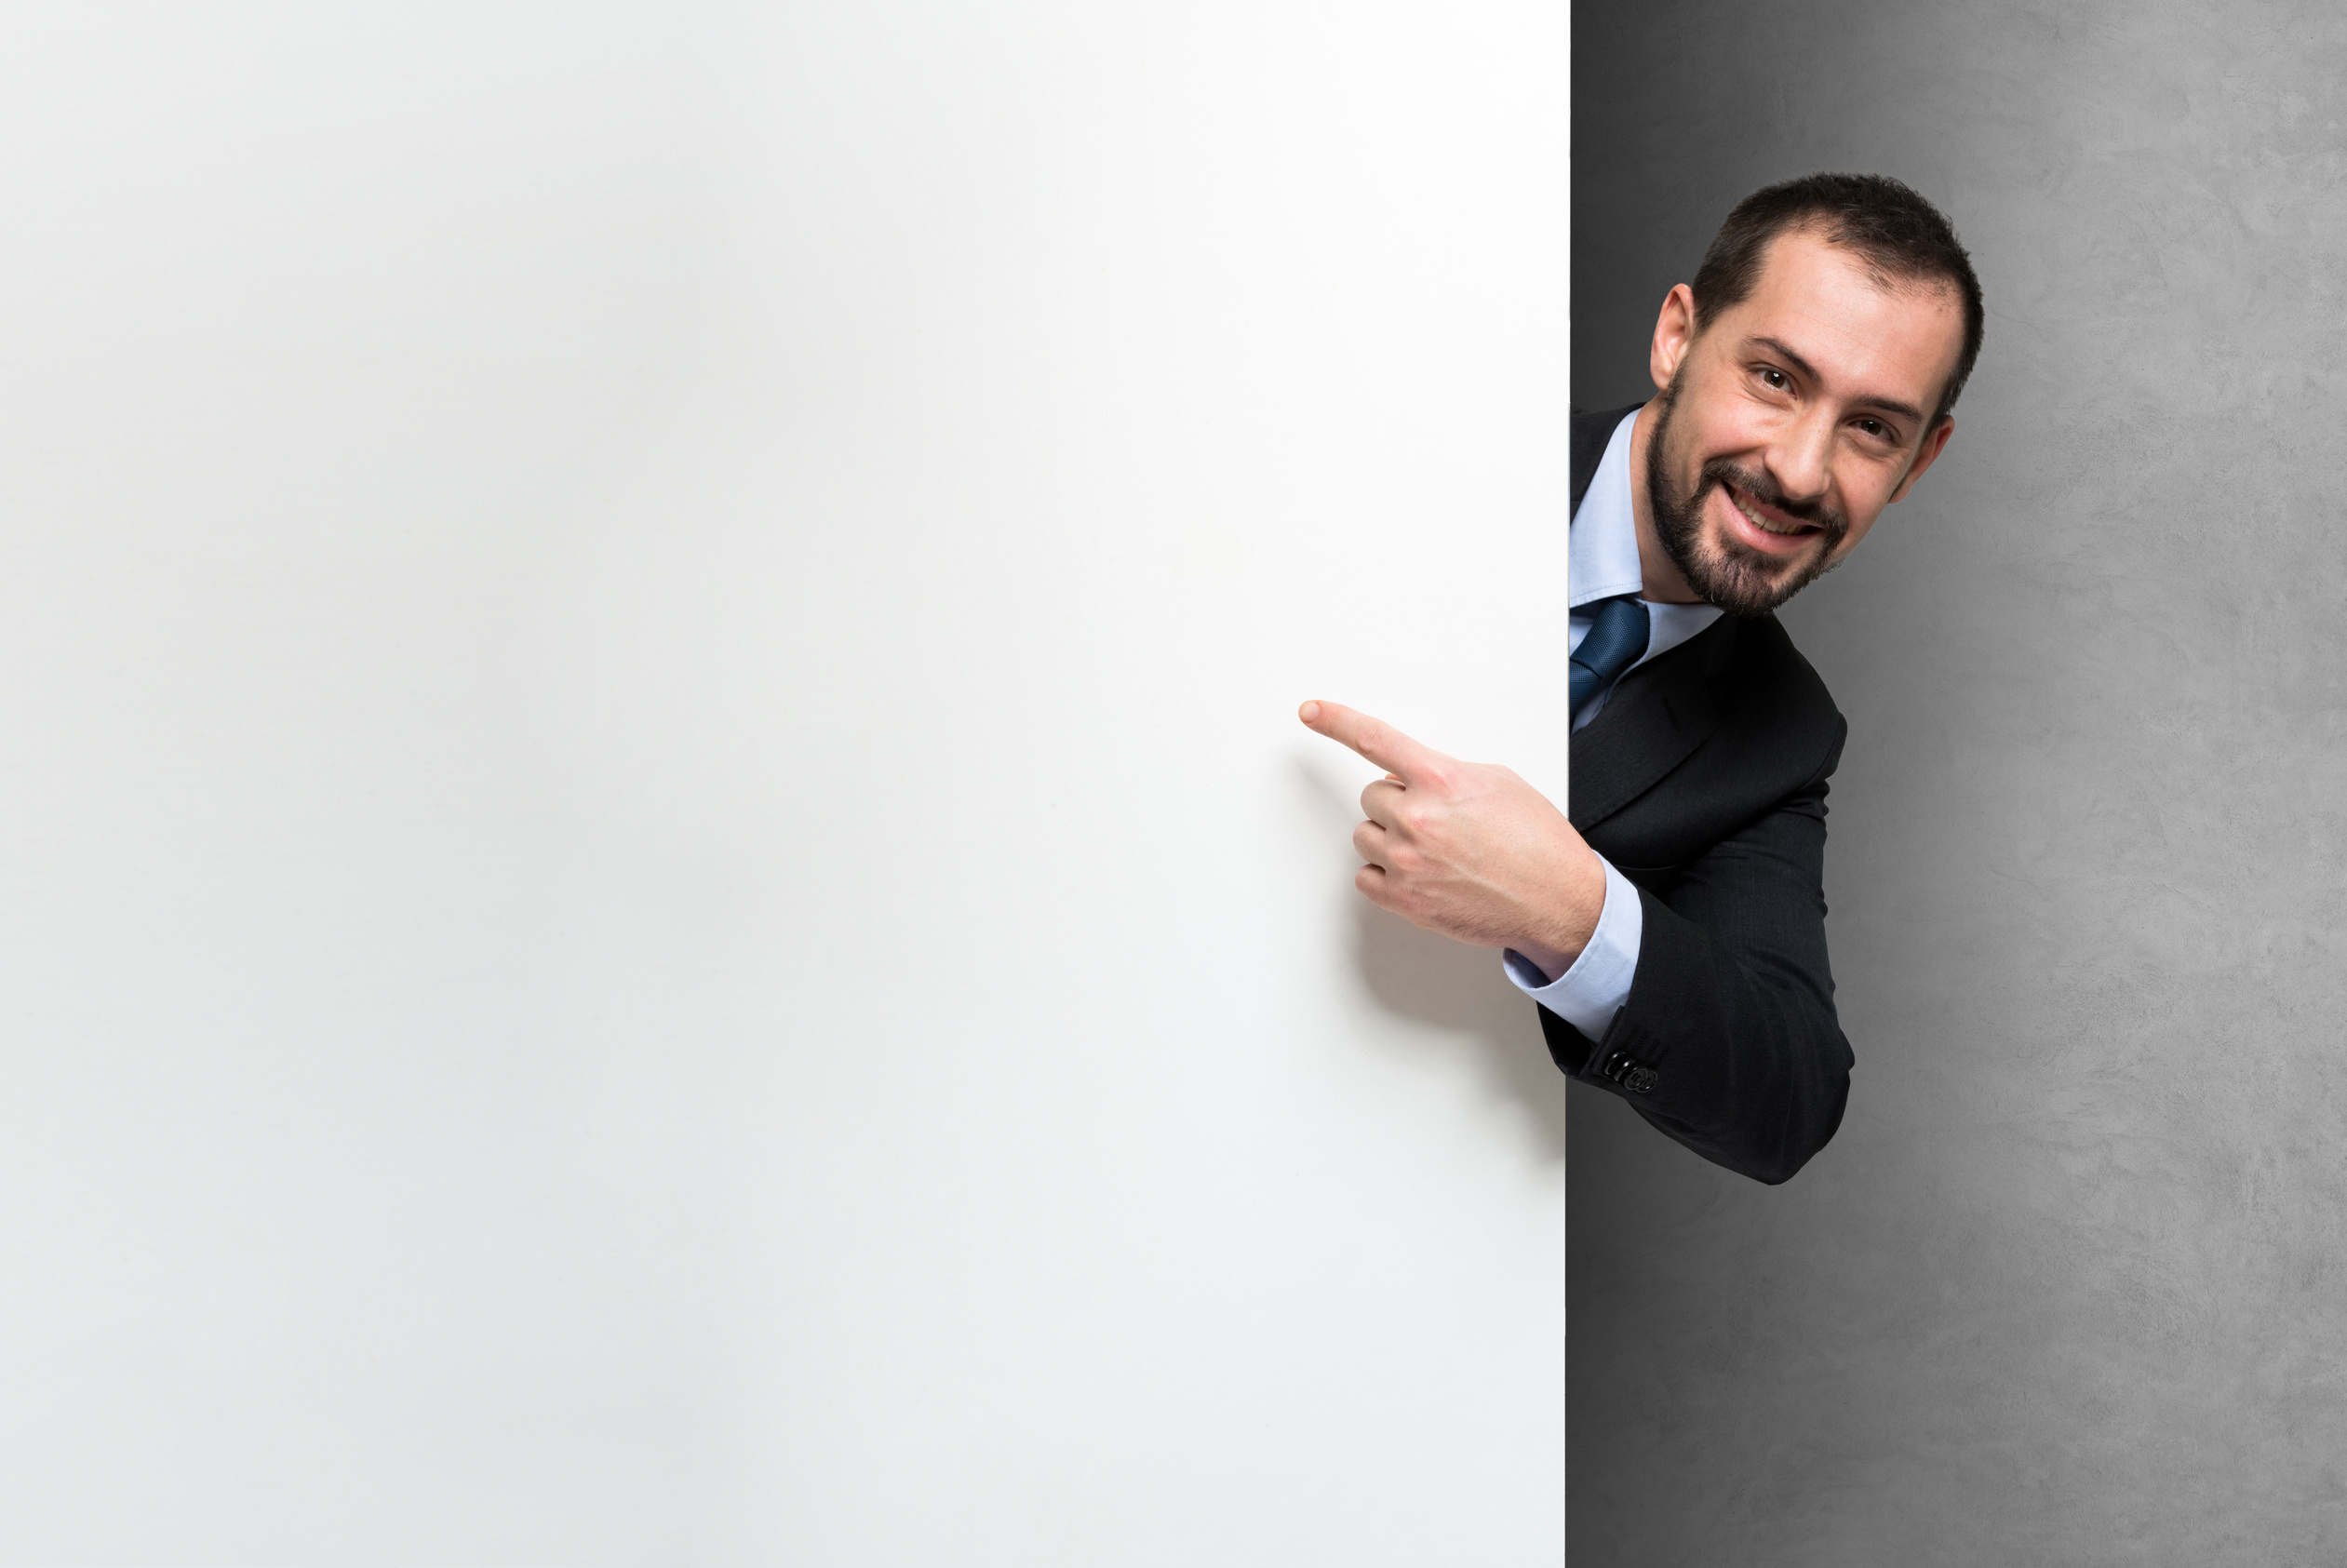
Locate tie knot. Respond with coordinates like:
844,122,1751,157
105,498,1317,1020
1570,596,1650,722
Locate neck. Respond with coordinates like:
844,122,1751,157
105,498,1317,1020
1626,398,1705,605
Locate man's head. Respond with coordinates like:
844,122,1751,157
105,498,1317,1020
1638,173,1982,617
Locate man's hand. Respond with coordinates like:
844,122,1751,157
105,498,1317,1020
1299,700,1606,983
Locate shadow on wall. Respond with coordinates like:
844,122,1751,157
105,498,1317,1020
1291,754,1572,1165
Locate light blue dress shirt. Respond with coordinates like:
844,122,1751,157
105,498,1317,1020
1500,406,1723,1038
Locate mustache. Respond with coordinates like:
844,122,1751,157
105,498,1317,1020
1698,461,1845,536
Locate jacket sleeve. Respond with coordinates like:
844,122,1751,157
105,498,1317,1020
1537,738,1853,1185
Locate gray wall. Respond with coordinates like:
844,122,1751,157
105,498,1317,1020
1571,3,2347,1561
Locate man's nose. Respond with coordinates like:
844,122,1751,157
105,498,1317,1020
1766,411,1836,505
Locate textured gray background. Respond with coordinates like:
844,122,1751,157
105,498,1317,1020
1570,2,2347,1561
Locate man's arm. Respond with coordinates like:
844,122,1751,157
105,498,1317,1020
1298,696,1852,1185
1539,750,1851,1185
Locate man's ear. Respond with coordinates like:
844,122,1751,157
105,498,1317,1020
1889,414,1956,503
1649,283,1698,394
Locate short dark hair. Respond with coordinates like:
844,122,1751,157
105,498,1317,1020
1690,172,1984,426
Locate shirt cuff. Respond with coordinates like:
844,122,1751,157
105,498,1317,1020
1500,856,1643,1040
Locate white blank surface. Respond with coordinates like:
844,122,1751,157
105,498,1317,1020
0,4,1567,1561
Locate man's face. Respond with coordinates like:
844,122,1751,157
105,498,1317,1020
1643,225,1965,616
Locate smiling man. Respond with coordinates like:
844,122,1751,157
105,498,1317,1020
1302,174,1982,1183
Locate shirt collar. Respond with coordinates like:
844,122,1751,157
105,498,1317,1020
1569,406,1647,610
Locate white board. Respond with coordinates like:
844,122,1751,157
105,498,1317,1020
0,4,1568,1560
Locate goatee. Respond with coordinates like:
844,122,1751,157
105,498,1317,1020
1643,383,1848,618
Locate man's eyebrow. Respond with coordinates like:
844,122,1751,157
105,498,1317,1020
1749,335,1926,425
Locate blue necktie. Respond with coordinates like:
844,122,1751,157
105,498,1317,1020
1570,596,1651,722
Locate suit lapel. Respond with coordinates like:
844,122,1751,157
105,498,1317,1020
1569,614,1740,828
1569,404,1642,519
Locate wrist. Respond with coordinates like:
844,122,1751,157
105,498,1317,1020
1509,940,1575,985
1510,845,1609,985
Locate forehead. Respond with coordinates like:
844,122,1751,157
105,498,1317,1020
1717,226,1965,410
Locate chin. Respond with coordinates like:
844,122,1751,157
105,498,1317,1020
1692,529,1824,616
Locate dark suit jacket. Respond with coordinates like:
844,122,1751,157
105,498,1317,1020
1544,405,1853,1185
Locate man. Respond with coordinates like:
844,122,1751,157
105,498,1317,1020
1300,173,1982,1184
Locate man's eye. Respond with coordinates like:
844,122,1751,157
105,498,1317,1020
1857,419,1891,440
1759,368,1789,389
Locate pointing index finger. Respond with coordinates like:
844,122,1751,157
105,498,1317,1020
1297,700,1448,785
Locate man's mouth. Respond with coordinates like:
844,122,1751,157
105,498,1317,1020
1718,482,1823,556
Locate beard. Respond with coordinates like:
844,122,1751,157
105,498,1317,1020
1643,382,1849,618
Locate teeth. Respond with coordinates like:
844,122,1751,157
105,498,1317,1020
1731,489,1804,536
